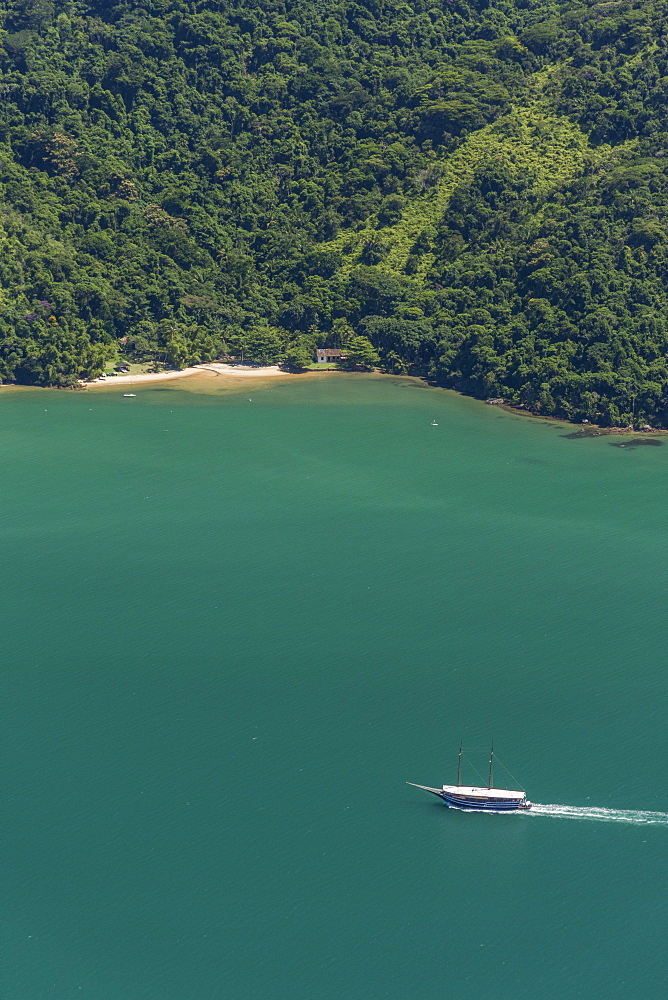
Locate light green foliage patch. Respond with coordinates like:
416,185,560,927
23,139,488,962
325,108,595,281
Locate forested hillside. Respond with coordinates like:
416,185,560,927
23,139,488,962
2,0,668,424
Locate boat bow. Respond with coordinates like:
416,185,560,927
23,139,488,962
406,782,444,797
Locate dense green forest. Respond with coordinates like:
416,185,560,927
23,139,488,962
2,0,668,424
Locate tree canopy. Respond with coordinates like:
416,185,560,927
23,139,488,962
1,0,668,424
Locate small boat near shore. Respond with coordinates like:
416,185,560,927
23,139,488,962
408,743,531,812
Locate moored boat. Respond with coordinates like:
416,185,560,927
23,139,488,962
408,743,531,812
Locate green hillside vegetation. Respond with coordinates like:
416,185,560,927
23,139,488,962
2,0,668,425
322,106,596,279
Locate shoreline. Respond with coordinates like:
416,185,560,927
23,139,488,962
480,397,668,437
3,363,666,438
81,363,288,387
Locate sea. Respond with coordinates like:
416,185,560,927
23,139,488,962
3,374,668,999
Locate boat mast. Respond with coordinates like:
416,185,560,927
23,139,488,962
488,742,494,788
457,741,462,786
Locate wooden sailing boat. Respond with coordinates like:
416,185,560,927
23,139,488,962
408,742,531,811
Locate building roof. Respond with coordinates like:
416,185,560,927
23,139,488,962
316,348,343,356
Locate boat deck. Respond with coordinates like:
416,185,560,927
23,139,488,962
441,783,525,799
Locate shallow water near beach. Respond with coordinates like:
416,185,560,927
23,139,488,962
3,374,668,999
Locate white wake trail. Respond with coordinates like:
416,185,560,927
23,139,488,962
529,803,668,825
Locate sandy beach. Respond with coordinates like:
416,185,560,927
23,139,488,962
84,363,287,387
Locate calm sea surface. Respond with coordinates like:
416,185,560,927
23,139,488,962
3,375,668,999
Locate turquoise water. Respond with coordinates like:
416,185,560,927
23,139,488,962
3,375,668,999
